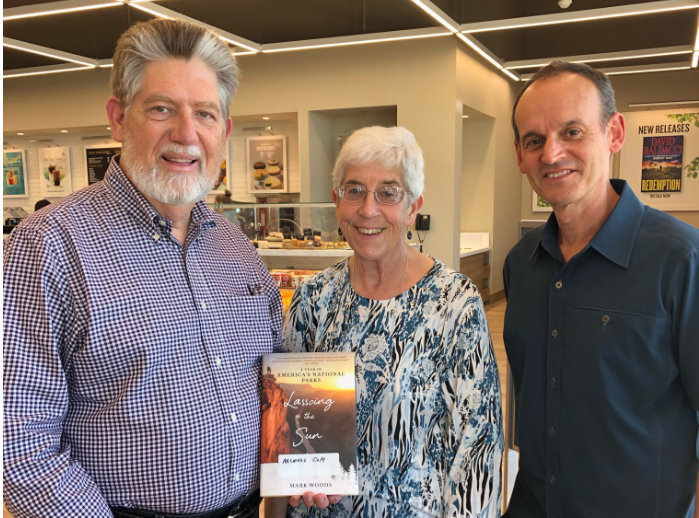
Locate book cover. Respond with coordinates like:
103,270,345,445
260,352,358,496
641,135,683,192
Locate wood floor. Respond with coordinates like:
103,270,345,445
3,299,510,518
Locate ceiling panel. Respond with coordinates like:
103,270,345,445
3,45,66,69
474,10,697,61
3,5,156,64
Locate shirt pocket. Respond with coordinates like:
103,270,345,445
563,307,676,405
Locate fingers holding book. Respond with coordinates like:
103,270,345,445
288,492,342,509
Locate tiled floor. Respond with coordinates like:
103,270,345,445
4,299,513,518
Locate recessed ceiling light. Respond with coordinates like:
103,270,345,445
262,117,270,120
107,126,111,130
462,115,469,118
17,132,24,135
61,130,68,133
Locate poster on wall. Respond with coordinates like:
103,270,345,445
84,144,121,185
246,135,287,194
210,139,231,195
531,192,553,212
38,146,73,197
3,149,29,198
620,111,699,211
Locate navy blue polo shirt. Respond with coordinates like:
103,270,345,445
503,179,699,518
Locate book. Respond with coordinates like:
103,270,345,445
260,351,358,496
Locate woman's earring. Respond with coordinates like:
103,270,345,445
338,227,343,236
407,229,413,240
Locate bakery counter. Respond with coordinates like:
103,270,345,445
258,248,352,270
257,249,353,258
459,233,491,305
459,246,491,258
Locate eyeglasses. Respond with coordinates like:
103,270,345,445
337,184,411,206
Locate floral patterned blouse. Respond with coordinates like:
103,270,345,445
283,259,503,518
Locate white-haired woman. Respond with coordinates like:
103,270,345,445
284,126,503,518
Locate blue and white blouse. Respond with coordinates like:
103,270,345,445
283,259,503,518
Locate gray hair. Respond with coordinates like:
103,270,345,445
511,60,617,143
111,19,239,121
333,126,425,201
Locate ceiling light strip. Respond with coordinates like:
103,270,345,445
500,68,521,81
520,61,693,80
454,34,520,81
461,0,699,33
261,27,451,53
629,100,699,107
3,0,122,21
3,37,98,67
128,1,260,52
455,33,504,70
4,63,94,79
410,0,459,33
505,45,694,69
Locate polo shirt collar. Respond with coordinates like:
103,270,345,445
104,155,216,233
527,179,644,268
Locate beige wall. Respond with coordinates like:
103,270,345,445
4,37,522,272
456,47,521,294
519,68,699,229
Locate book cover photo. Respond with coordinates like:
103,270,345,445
260,352,358,497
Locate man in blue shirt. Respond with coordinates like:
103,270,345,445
503,60,699,518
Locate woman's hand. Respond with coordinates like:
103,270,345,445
288,492,342,509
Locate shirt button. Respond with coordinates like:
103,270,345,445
201,301,207,310
555,281,563,289
235,473,240,482
215,358,222,366
551,377,557,387
230,413,237,422
158,219,167,226
549,427,555,436
552,329,558,338
602,315,610,323
152,233,160,241
550,476,556,484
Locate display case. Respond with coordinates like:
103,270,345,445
209,201,353,271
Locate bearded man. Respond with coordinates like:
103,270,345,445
3,19,282,518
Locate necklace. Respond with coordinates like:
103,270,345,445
350,246,410,294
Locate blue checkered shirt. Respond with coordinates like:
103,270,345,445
3,157,283,517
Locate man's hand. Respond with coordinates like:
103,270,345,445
288,492,342,509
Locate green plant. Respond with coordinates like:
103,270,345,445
666,114,698,179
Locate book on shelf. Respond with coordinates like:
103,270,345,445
260,351,358,496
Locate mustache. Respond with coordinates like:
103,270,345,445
158,144,204,161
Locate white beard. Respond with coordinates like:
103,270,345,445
121,131,222,206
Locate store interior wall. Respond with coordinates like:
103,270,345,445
456,46,521,296
461,116,496,240
4,36,522,273
519,68,699,229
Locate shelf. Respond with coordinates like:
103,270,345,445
258,249,353,258
459,246,491,259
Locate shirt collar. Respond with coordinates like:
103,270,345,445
104,156,217,233
527,179,644,268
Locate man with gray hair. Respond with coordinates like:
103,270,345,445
503,61,699,517
4,19,282,518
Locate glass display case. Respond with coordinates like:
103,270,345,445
208,201,353,272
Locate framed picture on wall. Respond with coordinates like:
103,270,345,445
619,110,699,211
38,146,73,197
531,191,553,212
84,144,122,185
210,139,231,195
246,135,287,194
3,149,29,198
